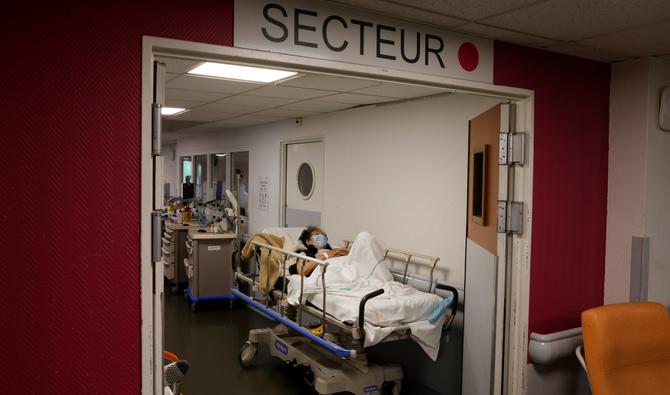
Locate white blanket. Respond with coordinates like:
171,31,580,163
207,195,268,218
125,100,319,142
286,231,446,360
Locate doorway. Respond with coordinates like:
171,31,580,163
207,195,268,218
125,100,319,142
141,37,533,395
283,140,324,227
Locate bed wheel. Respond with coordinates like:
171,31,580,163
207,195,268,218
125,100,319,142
302,367,315,387
382,380,401,395
239,341,258,368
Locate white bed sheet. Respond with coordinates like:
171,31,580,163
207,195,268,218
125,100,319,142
286,231,446,360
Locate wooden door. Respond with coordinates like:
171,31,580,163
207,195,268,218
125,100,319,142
467,104,501,255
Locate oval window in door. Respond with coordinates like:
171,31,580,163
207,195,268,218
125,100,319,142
297,162,314,199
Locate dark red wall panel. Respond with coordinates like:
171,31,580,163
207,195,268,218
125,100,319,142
0,2,233,393
1,4,610,393
493,42,610,334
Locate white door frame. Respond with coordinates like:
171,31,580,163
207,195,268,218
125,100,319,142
141,35,535,395
279,137,324,227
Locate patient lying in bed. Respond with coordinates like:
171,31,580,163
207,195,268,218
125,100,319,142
288,226,348,276
285,231,449,361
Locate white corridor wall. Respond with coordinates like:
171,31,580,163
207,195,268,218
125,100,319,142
174,93,503,287
605,57,670,306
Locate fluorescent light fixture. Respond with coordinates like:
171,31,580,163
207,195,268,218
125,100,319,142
215,153,227,157
188,62,297,83
161,107,187,116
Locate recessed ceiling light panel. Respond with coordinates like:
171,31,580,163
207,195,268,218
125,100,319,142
187,62,297,83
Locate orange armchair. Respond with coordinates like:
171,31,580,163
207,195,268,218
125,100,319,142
581,302,670,395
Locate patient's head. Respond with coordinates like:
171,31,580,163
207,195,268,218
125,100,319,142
300,226,328,249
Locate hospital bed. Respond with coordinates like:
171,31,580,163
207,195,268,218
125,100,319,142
232,230,458,395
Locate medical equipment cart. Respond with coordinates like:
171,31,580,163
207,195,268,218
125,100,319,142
184,230,236,312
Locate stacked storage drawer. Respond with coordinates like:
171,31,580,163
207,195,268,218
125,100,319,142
159,222,193,295
184,238,194,283
162,227,175,280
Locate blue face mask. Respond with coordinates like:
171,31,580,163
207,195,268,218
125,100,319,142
311,234,328,249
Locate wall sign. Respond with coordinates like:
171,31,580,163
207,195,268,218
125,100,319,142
234,0,493,84
258,176,269,211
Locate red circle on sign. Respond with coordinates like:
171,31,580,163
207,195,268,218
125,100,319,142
458,42,479,72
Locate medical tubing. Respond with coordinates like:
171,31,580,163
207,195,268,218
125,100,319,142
358,288,385,338
435,283,458,331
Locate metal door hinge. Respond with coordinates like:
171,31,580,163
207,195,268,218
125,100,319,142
151,61,166,157
499,133,526,165
497,201,524,234
151,103,162,156
151,211,162,262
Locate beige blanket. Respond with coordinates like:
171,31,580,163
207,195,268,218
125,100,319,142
241,233,285,295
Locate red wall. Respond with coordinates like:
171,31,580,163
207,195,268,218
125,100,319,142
1,2,233,393
494,42,610,334
1,5,609,394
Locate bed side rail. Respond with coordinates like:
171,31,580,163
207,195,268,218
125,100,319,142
357,288,385,343
245,240,331,338
344,240,459,332
435,283,459,331
343,240,441,293
252,241,329,330
230,288,356,359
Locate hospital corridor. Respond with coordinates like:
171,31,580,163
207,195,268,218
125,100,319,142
163,293,318,395
4,1,670,395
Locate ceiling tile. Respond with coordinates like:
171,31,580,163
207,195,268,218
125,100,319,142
456,23,561,48
213,94,298,108
481,0,670,42
166,88,228,103
433,0,550,21
167,74,264,94
579,20,670,58
197,101,267,113
280,74,383,92
318,93,397,105
543,42,631,62
162,119,209,132
250,85,336,100
230,114,288,123
350,0,544,21
199,119,258,129
171,109,237,122
352,82,447,98
157,57,203,74
328,0,466,26
255,108,320,118
280,101,354,112
164,99,203,109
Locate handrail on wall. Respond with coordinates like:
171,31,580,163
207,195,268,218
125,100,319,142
528,327,583,364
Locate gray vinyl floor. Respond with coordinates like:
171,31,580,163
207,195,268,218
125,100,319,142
164,289,317,395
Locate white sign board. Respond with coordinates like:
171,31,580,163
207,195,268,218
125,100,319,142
258,176,269,211
234,0,493,84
